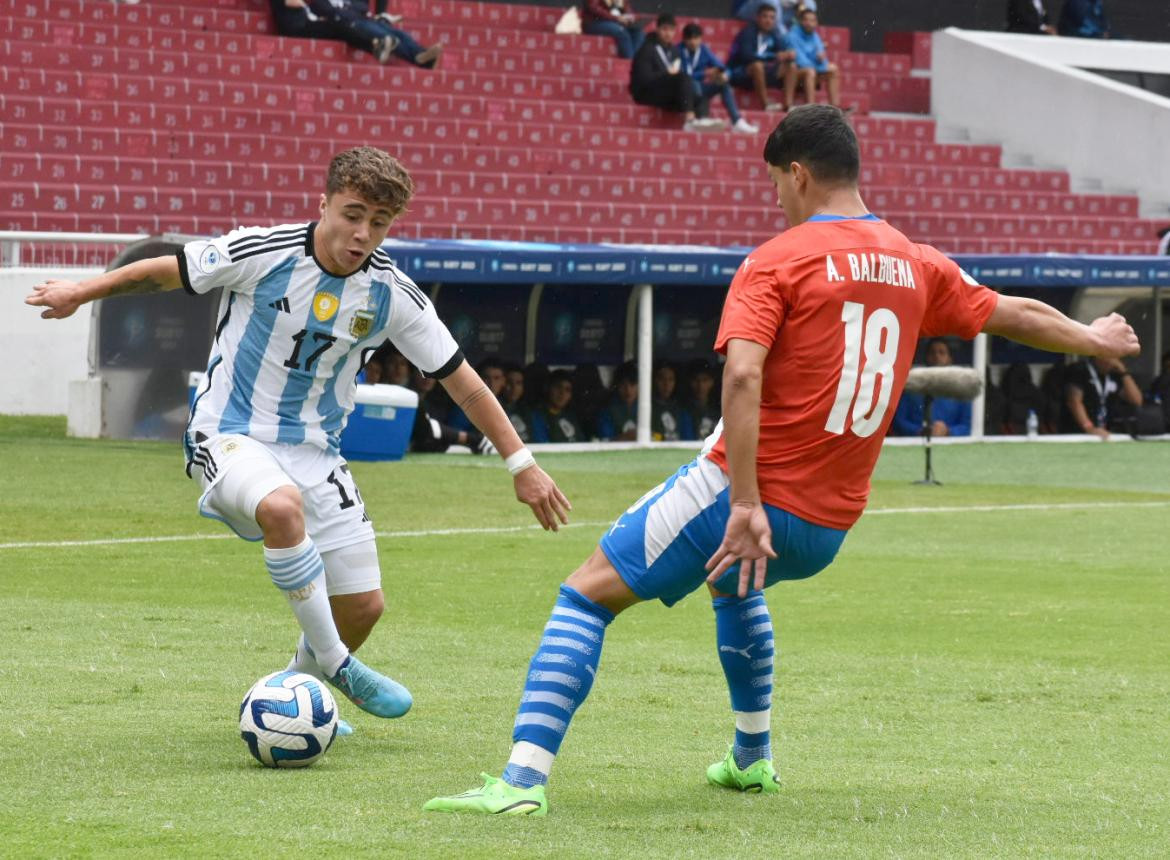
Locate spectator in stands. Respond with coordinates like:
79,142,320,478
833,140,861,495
786,9,843,110
1062,355,1142,437
335,0,444,67
571,363,608,433
582,0,646,60
502,364,531,442
683,358,721,439
631,15,726,132
530,370,587,443
597,361,639,441
1058,0,1111,38
359,354,385,385
1007,0,1057,34
892,338,972,437
999,361,1045,433
268,0,395,62
651,362,692,441
448,358,507,430
407,361,494,454
680,23,760,135
728,3,796,113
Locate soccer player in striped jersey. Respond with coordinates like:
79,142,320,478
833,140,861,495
424,107,1140,815
27,146,570,731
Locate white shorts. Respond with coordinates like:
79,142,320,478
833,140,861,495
188,434,376,559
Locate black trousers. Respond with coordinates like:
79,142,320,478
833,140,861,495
276,17,377,54
631,74,700,115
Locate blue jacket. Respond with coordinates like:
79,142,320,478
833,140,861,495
787,25,827,71
1058,0,1109,38
678,42,726,82
728,22,789,70
892,392,971,437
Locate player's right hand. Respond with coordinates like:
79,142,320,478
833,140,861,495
1090,312,1140,358
704,502,777,598
514,465,571,532
25,280,84,319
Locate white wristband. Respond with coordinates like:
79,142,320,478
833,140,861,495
505,447,537,476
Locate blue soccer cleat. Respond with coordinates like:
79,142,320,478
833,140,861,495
336,719,354,737
327,655,412,719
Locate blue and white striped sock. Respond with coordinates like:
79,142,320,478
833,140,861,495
264,537,348,677
713,591,774,770
501,584,614,789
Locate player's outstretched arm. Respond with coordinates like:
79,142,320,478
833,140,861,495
439,360,571,531
705,338,777,597
982,295,1140,358
25,255,183,320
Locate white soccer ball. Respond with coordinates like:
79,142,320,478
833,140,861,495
239,671,339,768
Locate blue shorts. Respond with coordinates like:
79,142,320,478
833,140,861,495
599,456,847,607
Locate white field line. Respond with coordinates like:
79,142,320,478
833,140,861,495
1,500,1167,551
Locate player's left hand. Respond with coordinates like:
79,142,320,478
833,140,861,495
25,279,84,319
704,501,777,598
514,465,571,532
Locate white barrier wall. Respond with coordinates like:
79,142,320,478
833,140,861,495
932,29,1170,217
0,268,98,414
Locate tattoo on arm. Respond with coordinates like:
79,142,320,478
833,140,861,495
459,386,492,411
108,276,167,297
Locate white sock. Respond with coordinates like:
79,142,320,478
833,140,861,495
264,538,349,677
286,633,325,680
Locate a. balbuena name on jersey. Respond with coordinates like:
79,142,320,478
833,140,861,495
825,253,916,289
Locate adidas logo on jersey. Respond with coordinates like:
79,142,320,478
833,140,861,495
268,297,291,313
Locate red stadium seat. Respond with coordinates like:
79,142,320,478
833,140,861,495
0,0,1157,252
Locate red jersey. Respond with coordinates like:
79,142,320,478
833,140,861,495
707,216,999,530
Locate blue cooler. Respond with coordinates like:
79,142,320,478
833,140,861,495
340,384,418,461
187,373,417,462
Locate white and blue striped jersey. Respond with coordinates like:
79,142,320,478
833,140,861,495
178,222,461,462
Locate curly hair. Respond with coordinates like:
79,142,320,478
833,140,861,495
325,146,414,216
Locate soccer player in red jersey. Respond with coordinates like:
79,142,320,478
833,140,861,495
425,106,1141,816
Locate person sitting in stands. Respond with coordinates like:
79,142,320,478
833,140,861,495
333,0,444,67
597,361,639,441
502,363,531,442
651,362,692,441
268,0,394,62
395,358,495,454
683,358,720,439
631,15,726,133
582,0,646,59
530,370,588,443
786,8,844,110
1062,355,1142,438
728,3,796,113
680,23,760,135
448,358,507,431
891,338,972,438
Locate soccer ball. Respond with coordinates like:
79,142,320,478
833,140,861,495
239,671,339,768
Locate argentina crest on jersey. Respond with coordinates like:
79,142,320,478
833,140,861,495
349,294,377,339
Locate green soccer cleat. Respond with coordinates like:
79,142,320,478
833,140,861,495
423,773,548,816
706,746,781,794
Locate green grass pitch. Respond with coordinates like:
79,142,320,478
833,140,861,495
1,416,1167,858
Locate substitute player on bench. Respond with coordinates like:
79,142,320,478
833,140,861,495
26,146,570,732
424,106,1139,815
